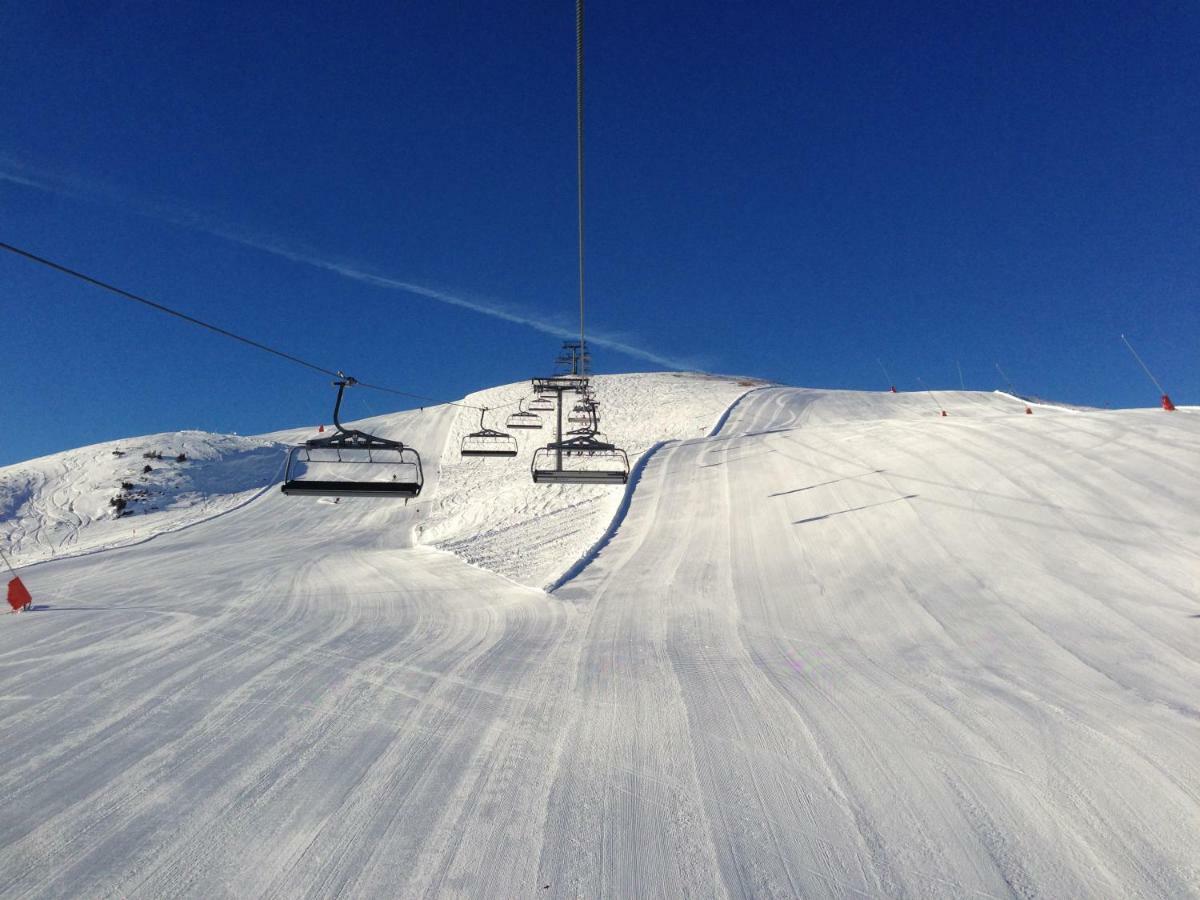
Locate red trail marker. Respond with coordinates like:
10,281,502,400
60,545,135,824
1,547,30,612
7,577,32,613
1122,335,1176,412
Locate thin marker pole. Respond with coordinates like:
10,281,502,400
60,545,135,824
876,358,897,392
0,546,17,579
995,362,1016,394
956,360,965,391
917,377,947,416
1120,334,1167,395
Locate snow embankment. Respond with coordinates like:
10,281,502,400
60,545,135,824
421,373,759,588
0,431,285,565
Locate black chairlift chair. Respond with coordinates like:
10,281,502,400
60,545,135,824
567,400,596,425
460,408,518,458
282,377,423,497
566,424,608,443
531,434,630,485
506,400,543,430
528,395,555,412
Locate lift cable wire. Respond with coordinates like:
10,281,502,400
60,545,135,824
575,0,587,370
0,239,527,413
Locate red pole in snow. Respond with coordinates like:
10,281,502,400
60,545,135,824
876,358,897,394
917,377,948,417
1121,334,1176,411
0,547,31,613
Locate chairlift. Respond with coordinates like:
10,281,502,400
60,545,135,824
282,377,422,497
568,398,598,425
566,424,607,443
506,400,543,430
532,434,629,485
460,408,518,458
528,395,555,412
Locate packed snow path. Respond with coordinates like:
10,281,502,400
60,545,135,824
1,387,1198,898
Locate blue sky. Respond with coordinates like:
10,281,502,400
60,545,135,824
2,0,1197,466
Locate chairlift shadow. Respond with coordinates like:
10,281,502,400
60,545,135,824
769,470,885,497
743,427,796,438
793,494,917,525
699,445,777,469
18,604,159,613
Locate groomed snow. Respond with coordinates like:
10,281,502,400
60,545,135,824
1,379,1197,898
424,373,756,587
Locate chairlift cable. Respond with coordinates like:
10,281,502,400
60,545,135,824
0,240,339,380
0,239,515,414
575,0,587,369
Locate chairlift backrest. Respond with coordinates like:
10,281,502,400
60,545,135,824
507,399,544,429
461,407,518,458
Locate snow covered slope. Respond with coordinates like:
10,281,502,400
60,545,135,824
1,382,1197,898
0,431,286,565
425,373,753,587
1,373,754,590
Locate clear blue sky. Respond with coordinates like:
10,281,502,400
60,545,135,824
2,0,1197,466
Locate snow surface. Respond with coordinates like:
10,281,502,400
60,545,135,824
425,373,754,587
0,431,286,565
1,378,1198,898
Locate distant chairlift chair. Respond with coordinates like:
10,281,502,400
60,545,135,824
531,435,629,485
528,394,555,412
282,377,423,497
506,399,543,430
460,408,518,458
567,399,597,425
532,402,628,485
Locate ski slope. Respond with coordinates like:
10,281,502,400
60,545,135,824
0,431,285,565
1,380,1198,898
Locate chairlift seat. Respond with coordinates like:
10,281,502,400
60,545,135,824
461,446,518,458
460,416,518,459
281,479,421,497
281,378,424,498
531,435,629,485
507,404,544,429
532,468,627,485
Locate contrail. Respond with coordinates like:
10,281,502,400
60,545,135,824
0,160,700,370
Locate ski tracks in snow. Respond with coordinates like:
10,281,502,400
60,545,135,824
1,386,1199,897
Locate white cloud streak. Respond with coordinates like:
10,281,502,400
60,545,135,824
0,159,700,370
